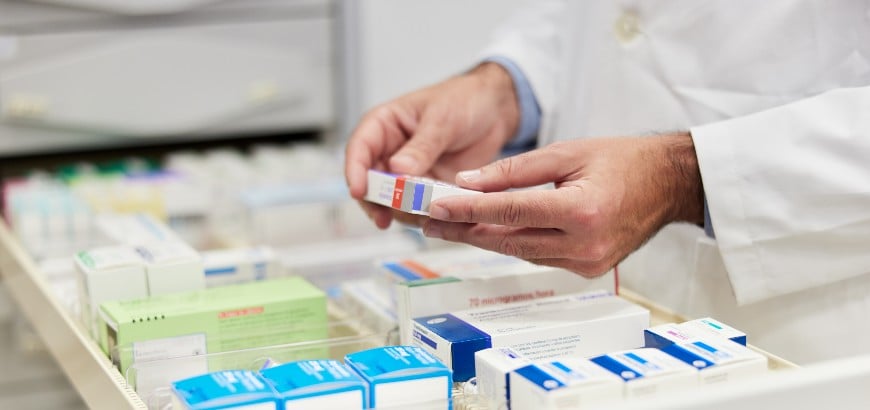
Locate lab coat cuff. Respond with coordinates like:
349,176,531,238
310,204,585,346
481,56,541,152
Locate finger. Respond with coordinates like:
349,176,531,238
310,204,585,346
345,108,410,200
358,200,393,229
429,188,577,228
422,221,573,259
454,143,573,192
388,114,453,175
525,258,612,279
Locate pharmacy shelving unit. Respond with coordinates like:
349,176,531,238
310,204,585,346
0,221,145,409
3,218,870,409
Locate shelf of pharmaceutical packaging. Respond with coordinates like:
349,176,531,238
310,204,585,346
0,220,803,410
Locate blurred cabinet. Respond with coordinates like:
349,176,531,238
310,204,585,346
0,0,334,152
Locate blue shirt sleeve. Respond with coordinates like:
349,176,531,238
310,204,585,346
482,56,541,155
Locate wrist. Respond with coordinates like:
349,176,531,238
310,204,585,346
661,132,705,225
468,62,521,146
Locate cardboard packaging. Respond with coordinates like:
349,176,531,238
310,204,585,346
260,359,366,409
590,348,698,399
171,370,279,410
412,291,649,381
345,346,452,409
509,357,624,409
98,277,327,375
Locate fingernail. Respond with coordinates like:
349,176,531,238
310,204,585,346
428,204,449,220
424,222,443,239
390,155,417,173
457,169,481,184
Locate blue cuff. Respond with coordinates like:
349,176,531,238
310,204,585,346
482,56,541,153
703,195,716,238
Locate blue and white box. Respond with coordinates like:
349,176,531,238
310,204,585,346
171,370,279,410
202,247,278,287
645,319,747,349
412,291,649,381
659,337,767,385
643,323,697,350
680,318,747,346
474,347,531,407
344,345,452,409
260,359,366,409
590,348,698,399
509,358,624,409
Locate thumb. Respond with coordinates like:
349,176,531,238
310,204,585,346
455,147,566,192
388,119,451,175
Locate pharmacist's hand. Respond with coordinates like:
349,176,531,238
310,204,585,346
422,134,705,277
345,62,520,229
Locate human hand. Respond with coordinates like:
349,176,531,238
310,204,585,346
345,62,520,229
421,134,704,277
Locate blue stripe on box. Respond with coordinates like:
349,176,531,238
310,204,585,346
661,344,714,369
413,330,438,349
383,262,422,281
514,365,565,391
624,352,648,364
551,361,572,374
205,267,237,276
591,355,643,381
412,182,425,211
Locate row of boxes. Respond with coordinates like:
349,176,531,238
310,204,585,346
171,346,452,410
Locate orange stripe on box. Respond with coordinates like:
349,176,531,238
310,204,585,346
400,260,442,279
391,176,406,209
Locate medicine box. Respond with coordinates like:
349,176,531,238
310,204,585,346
473,347,531,407
590,348,698,399
384,246,618,345
680,317,747,346
171,370,279,410
260,359,366,410
645,319,746,349
509,358,624,409
411,291,649,381
202,246,278,287
344,345,452,409
659,337,767,385
74,246,149,337
98,277,327,375
135,241,205,296
365,169,481,215
95,212,180,245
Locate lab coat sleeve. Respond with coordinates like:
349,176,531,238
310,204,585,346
690,85,870,305
477,0,566,140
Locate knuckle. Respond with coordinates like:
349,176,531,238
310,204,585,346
500,200,523,226
494,156,517,178
496,235,523,257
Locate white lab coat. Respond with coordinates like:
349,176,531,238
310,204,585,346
481,0,870,364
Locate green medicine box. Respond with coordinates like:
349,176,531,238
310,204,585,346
98,277,328,375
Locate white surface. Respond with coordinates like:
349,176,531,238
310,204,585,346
339,0,529,138
372,375,449,409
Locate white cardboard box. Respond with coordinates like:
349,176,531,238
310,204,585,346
509,357,624,409
135,241,204,296
364,169,481,215
474,347,532,407
412,291,649,381
344,345,452,409
590,348,698,399
659,337,767,385
74,246,149,337
202,246,277,287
